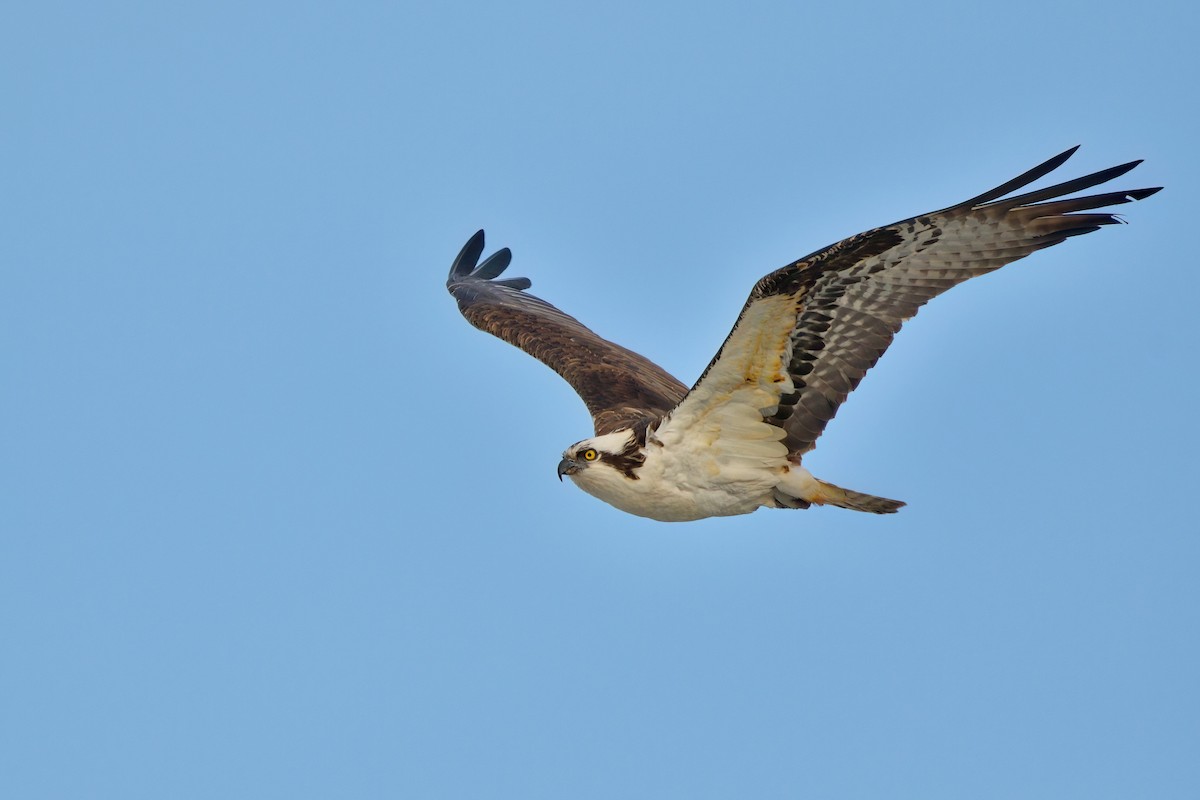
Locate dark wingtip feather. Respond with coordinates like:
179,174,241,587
1047,145,1082,170
448,230,486,283
1000,161,1156,210
445,231,532,293
1060,225,1106,237
1085,159,1143,186
474,247,513,280
962,146,1082,207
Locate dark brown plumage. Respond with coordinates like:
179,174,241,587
447,230,688,435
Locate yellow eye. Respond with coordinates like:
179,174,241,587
582,448,598,462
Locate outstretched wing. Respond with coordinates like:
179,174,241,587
656,147,1161,458
446,230,689,435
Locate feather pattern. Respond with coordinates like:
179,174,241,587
664,147,1161,457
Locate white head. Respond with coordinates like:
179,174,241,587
556,429,644,489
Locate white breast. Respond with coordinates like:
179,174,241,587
568,426,791,522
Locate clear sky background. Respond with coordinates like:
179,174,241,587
3,1,1197,798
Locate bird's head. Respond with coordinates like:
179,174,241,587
557,429,644,485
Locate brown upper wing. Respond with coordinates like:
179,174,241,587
446,230,689,435
664,147,1161,457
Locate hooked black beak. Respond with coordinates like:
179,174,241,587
557,457,579,481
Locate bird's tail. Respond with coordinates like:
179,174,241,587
774,467,905,514
809,479,905,514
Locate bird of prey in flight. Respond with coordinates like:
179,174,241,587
445,148,1159,521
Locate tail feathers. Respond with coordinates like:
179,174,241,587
816,480,905,514
774,475,905,514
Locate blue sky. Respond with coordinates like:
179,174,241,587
3,1,1197,797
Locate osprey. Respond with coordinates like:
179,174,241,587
445,148,1159,521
